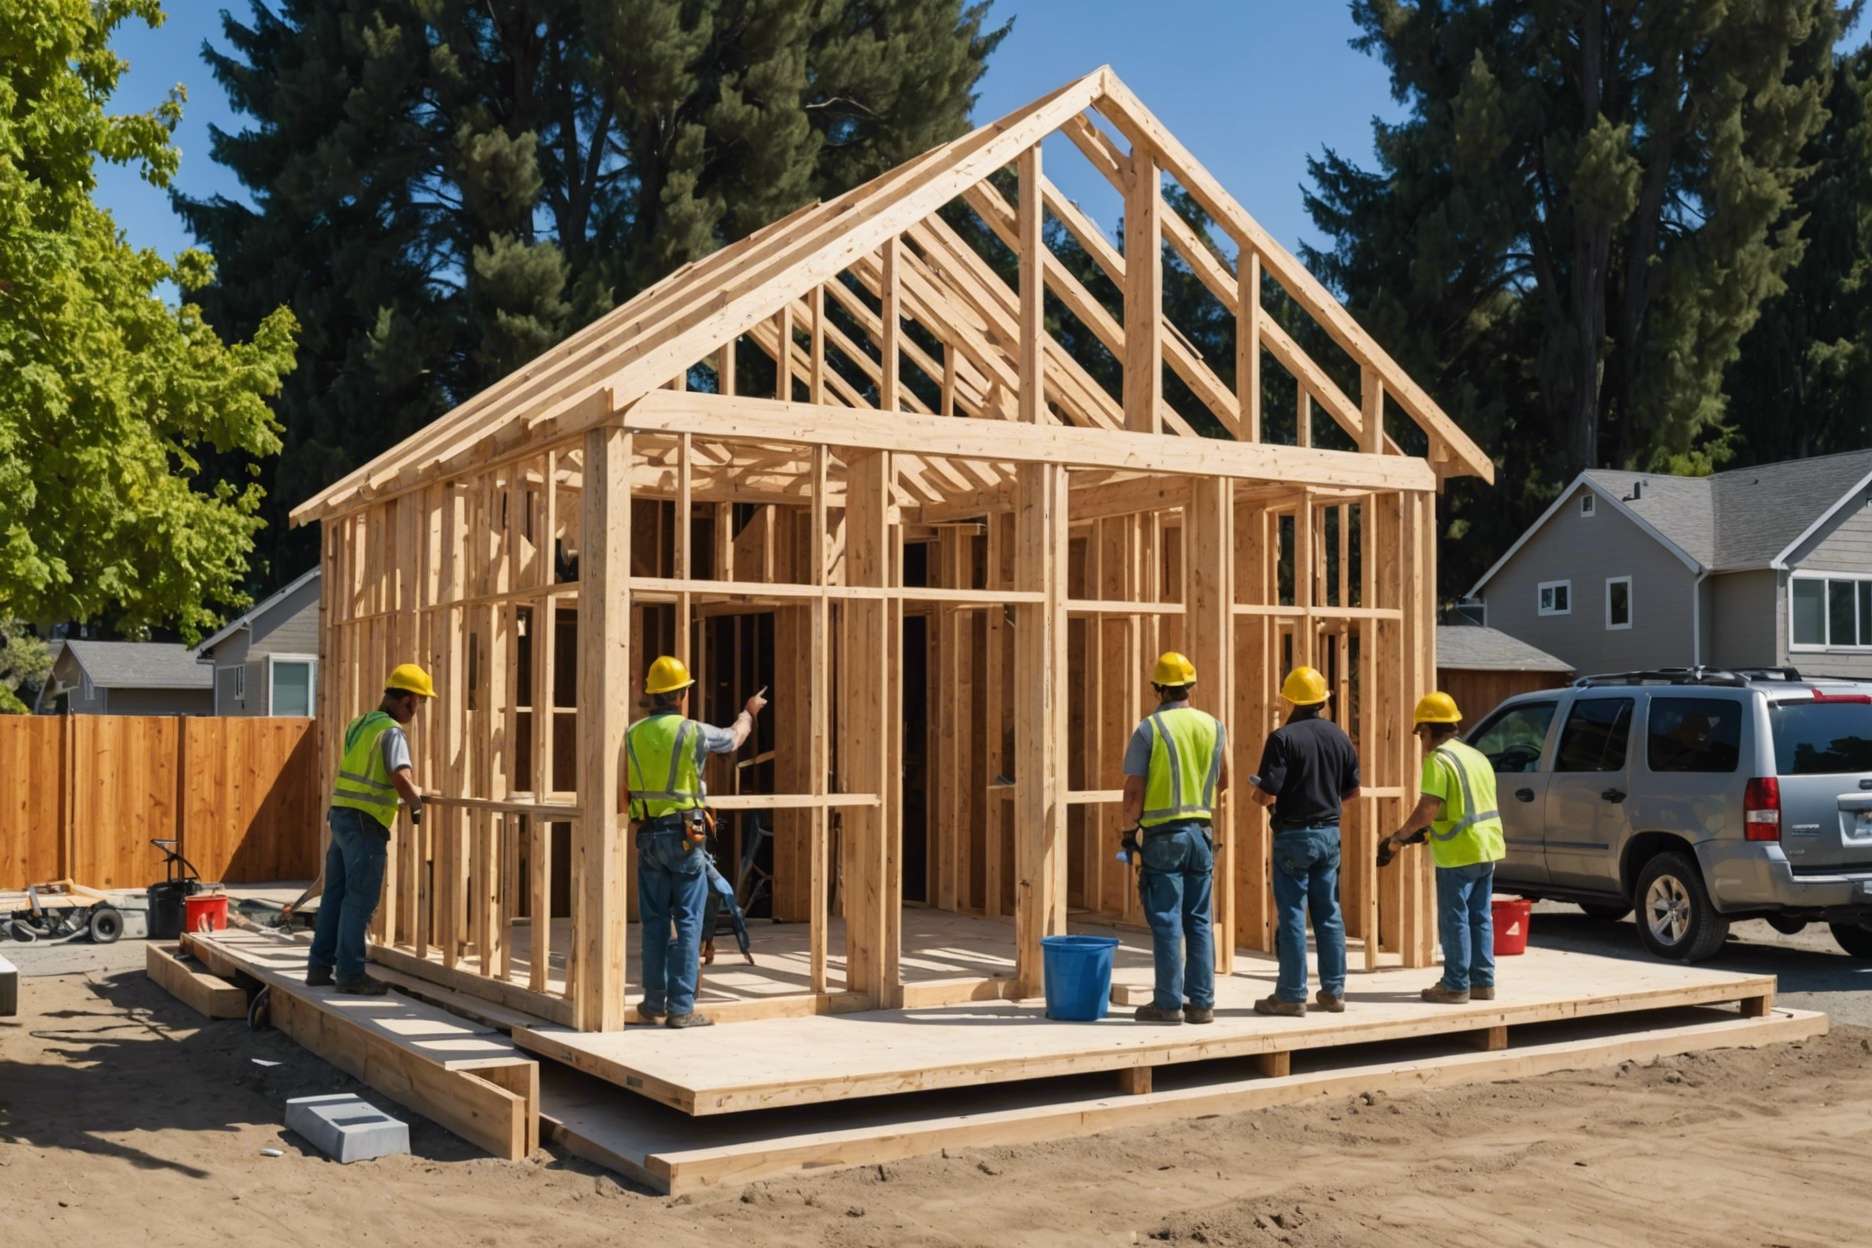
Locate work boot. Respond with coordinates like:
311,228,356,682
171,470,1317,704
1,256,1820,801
1133,1004,1184,1024
1421,982,1470,1005
334,976,389,997
1253,995,1305,1018
637,1009,667,1026
665,1012,715,1029
305,966,334,988
1183,1005,1215,1025
1313,991,1346,1014
1471,985,1496,1001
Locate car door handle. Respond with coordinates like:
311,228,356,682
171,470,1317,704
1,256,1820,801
1600,788,1626,804
1514,788,1535,803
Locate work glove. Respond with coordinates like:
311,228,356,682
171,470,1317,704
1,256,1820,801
409,802,423,826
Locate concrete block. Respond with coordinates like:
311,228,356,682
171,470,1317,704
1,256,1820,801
285,1093,409,1163
0,954,16,1017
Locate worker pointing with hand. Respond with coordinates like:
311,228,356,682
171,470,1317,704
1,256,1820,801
620,655,767,1029
1118,652,1227,1025
307,663,434,995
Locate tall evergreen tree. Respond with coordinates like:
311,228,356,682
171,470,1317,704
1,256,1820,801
1302,1,1852,597
1724,42,1872,463
182,0,1008,590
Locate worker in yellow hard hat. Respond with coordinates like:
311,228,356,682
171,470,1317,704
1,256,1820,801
1118,651,1228,1024
308,663,436,996
620,654,768,1028
1380,692,1506,1005
1246,665,1360,1017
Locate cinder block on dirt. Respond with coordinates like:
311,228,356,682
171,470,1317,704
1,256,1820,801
285,1093,409,1163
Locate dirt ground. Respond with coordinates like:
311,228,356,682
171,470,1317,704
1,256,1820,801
3,967,1869,1247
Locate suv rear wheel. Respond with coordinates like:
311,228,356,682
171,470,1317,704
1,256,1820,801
1634,853,1729,962
1829,922,1872,959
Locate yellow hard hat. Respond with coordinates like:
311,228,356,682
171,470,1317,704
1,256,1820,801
1280,666,1328,706
644,654,695,696
1151,650,1197,687
386,663,436,699
1413,691,1462,725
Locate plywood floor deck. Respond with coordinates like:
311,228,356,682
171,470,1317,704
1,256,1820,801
540,1005,1826,1194
513,940,1777,1116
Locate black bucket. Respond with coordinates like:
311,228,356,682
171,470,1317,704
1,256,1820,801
145,880,198,941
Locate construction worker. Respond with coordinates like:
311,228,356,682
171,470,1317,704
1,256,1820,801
1249,666,1359,1017
1118,651,1227,1025
620,655,767,1029
1380,692,1506,1004
307,664,435,995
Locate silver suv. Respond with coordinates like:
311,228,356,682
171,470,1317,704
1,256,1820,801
1469,668,1872,962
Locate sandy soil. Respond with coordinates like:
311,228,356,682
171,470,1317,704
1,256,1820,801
3,966,1870,1247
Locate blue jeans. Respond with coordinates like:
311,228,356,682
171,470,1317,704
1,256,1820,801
309,807,389,983
1271,826,1347,1002
1136,821,1215,1012
637,825,709,1017
1437,862,1496,992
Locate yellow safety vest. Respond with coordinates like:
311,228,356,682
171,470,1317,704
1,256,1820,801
1140,705,1224,829
1423,740,1507,869
626,712,704,823
330,711,401,831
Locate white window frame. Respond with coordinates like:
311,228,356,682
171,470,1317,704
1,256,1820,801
1538,579,1572,617
1789,571,1872,651
1605,575,1634,631
1580,492,1596,517
265,654,319,716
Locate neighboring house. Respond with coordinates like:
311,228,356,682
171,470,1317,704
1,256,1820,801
190,568,321,716
1436,625,1574,722
34,641,213,715
1466,449,1872,678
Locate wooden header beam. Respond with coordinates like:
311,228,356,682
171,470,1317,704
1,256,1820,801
620,391,1435,493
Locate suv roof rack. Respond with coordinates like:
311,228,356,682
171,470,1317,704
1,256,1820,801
1572,666,1806,689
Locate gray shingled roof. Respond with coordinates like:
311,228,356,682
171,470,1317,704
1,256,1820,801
58,640,213,690
1584,448,1872,573
1437,626,1573,673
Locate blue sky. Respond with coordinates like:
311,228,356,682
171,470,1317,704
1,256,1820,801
96,3,1399,265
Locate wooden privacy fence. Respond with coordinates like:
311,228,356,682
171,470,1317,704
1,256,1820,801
0,715,321,890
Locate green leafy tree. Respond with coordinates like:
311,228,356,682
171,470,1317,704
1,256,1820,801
0,622,53,714
0,0,298,637
182,0,1007,587
1724,43,1872,463
1303,1,1851,597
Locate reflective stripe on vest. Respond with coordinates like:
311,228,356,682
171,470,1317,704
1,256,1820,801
330,711,401,830
1428,744,1501,842
1140,706,1224,828
626,713,703,822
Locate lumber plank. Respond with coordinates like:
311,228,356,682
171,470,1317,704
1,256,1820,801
146,944,247,1020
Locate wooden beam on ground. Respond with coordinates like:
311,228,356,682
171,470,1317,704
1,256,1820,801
145,944,246,1020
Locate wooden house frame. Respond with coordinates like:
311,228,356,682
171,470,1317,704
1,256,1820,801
292,67,1492,1034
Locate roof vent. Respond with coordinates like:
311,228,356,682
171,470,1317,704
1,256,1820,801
1628,480,1645,501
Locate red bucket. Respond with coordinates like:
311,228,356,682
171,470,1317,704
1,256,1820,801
1492,897,1532,956
185,891,229,934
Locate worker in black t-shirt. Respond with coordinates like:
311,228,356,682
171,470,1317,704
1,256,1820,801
1247,666,1360,1017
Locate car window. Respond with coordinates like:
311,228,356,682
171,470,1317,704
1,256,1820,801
1771,700,1872,775
1646,697,1741,774
1554,698,1634,773
1469,702,1556,773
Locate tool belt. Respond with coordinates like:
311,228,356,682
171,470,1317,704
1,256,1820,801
635,807,713,852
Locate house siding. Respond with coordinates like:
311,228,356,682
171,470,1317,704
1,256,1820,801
106,686,213,715
1482,488,1699,674
1784,493,1872,678
1707,570,1780,669
200,576,320,716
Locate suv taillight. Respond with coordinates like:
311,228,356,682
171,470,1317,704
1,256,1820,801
1744,777,1781,841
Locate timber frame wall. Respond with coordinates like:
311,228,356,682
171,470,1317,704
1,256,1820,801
294,68,1492,1033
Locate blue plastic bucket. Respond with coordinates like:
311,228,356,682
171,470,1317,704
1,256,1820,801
1041,935,1120,1021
